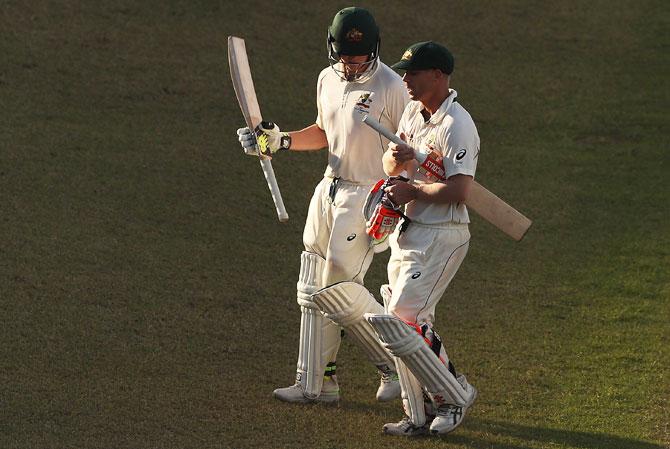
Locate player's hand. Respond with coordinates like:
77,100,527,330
385,178,418,205
237,127,259,156
388,132,415,163
255,121,291,156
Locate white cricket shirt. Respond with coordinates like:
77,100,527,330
398,89,480,225
316,61,409,184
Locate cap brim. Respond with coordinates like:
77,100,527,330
390,60,413,71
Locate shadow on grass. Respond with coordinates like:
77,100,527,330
446,417,665,449
339,401,663,449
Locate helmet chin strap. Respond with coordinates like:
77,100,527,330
328,41,380,83
344,60,375,81
330,59,377,83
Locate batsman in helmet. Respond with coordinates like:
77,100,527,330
237,7,409,403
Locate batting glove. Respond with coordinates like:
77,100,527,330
363,177,407,246
255,121,291,156
237,127,259,156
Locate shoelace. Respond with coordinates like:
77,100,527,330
437,404,463,418
398,417,417,430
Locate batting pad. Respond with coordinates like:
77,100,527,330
312,282,394,372
296,252,340,398
296,251,325,308
396,357,427,426
378,284,425,424
365,313,470,407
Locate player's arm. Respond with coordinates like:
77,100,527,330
388,123,478,205
286,123,328,151
237,122,328,156
385,174,473,205
415,174,473,203
237,69,330,156
383,133,414,176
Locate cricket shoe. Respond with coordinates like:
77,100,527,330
382,415,427,437
376,369,401,401
272,376,340,404
429,375,477,435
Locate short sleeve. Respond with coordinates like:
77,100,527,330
442,114,479,179
315,71,326,130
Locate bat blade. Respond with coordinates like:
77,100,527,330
467,182,532,241
228,36,289,222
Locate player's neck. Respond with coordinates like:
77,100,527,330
421,88,450,117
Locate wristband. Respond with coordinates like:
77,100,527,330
280,133,291,150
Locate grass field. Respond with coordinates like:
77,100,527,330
1,1,668,448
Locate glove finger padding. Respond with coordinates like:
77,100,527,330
237,127,258,156
363,177,407,245
367,202,402,243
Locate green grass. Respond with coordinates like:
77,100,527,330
1,1,668,448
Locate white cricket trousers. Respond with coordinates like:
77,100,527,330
303,177,375,285
387,222,470,326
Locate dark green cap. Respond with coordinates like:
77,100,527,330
391,41,454,74
328,7,379,56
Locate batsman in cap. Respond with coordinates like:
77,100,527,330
237,7,409,404
364,41,481,436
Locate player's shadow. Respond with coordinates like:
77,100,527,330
342,401,664,449
447,417,665,449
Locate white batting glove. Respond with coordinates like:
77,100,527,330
254,121,291,156
237,127,259,156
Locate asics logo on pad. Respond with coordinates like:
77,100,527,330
411,272,421,279
456,149,467,161
347,233,357,241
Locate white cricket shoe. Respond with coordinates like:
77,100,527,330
382,416,427,436
429,375,477,435
272,376,340,404
376,370,401,401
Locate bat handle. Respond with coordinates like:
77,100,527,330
361,115,421,182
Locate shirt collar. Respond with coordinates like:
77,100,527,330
423,88,458,124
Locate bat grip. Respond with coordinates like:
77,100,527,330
362,115,420,181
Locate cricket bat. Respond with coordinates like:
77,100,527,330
362,115,532,241
228,36,289,222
